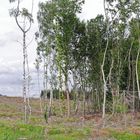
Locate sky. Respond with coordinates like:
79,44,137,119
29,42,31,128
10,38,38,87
0,0,104,97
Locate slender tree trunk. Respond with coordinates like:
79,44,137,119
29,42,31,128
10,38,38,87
48,90,53,117
123,91,127,128
23,32,27,123
136,17,140,100
37,67,43,113
75,90,79,114
65,64,70,117
101,65,107,119
136,47,140,99
127,45,132,93
107,58,114,115
58,70,63,116
83,90,86,116
26,48,32,118
102,0,109,120
66,84,70,117
132,55,135,113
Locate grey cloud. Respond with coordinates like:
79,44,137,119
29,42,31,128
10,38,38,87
0,31,21,48
0,62,22,85
0,74,22,85
0,59,42,96
0,85,22,97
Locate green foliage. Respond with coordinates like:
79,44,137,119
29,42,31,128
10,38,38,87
37,0,85,85
37,0,140,114
114,104,128,113
113,95,128,113
9,0,33,32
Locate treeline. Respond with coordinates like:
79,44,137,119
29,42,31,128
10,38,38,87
36,0,140,119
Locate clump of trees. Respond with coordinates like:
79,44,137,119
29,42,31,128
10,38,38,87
36,0,140,121
8,0,140,123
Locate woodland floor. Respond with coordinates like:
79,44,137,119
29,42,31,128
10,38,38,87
0,96,140,140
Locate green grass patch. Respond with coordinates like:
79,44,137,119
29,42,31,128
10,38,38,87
0,122,45,140
29,116,44,124
64,117,79,123
47,125,91,140
48,134,77,140
110,130,140,140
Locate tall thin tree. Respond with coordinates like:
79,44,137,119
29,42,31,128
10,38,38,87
9,0,34,123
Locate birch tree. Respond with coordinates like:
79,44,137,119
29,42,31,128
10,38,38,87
9,0,34,123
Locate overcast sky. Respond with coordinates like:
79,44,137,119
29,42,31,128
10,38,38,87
0,0,104,97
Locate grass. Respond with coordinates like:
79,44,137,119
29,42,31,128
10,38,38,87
48,134,77,140
0,112,23,118
113,133,140,140
1,96,140,140
0,121,91,140
0,122,45,140
47,125,91,140
110,131,140,140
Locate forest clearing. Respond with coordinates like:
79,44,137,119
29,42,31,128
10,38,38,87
1,96,140,140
